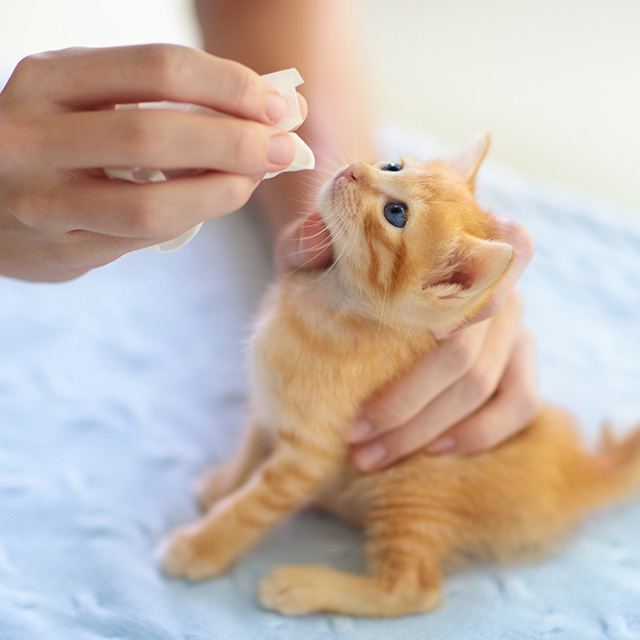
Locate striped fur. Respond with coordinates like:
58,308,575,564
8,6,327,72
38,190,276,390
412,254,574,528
159,139,640,617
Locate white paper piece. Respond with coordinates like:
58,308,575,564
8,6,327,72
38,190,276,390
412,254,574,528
261,68,304,132
103,68,315,252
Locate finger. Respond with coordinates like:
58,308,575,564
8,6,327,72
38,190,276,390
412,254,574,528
42,110,296,175
16,45,287,125
351,291,523,471
294,94,309,130
428,328,540,455
348,321,490,441
46,231,151,278
12,171,259,239
0,228,150,283
275,213,333,275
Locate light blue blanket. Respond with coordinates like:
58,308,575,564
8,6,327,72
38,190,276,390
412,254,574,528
1,125,639,639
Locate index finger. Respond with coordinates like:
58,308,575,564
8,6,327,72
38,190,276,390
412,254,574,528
19,45,286,125
347,321,490,441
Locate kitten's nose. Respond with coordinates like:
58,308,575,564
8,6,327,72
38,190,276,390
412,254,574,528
338,162,366,183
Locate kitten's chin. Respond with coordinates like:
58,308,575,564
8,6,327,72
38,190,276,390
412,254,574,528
318,171,342,211
317,168,353,234
316,182,339,240
317,181,334,214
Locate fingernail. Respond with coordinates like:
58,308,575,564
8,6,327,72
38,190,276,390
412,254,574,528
427,435,456,455
347,419,373,443
354,442,387,471
268,134,296,165
265,93,288,124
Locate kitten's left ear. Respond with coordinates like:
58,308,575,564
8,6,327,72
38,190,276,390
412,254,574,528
449,132,491,188
427,235,513,301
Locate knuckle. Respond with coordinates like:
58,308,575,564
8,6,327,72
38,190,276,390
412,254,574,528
226,62,263,115
464,368,497,405
122,113,167,163
12,53,51,85
7,187,41,229
384,399,415,428
49,232,94,271
444,334,478,373
220,175,254,212
230,123,265,169
138,44,189,91
128,191,165,237
367,392,415,430
0,121,38,172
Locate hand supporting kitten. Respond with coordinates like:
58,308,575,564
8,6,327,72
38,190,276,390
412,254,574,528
160,137,640,617
275,207,536,471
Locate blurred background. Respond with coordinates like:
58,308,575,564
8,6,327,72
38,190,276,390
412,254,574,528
2,0,639,216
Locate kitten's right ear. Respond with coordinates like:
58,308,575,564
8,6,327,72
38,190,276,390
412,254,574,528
449,132,491,188
425,235,513,302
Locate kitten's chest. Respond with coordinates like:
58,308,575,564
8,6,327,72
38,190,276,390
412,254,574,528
247,303,425,435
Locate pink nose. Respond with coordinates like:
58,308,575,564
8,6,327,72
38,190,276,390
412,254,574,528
338,162,365,182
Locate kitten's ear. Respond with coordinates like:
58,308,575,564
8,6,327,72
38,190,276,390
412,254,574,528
427,236,513,301
449,132,491,188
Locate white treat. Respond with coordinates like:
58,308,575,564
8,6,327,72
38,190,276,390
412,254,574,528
103,68,314,252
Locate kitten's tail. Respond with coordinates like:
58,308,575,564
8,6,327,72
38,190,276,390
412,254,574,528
577,421,640,508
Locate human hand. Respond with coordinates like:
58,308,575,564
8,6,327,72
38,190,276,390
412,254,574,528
0,44,302,282
347,291,540,471
276,213,538,470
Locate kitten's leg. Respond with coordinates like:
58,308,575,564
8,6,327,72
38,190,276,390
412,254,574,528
259,563,441,617
195,417,271,511
260,503,450,616
159,438,342,581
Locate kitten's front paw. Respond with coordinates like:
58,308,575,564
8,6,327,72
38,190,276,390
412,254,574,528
259,565,327,616
157,525,227,581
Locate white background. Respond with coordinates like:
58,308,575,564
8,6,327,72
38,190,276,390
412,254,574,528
2,0,639,215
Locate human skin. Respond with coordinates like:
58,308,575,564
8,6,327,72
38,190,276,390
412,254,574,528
0,44,300,282
197,0,539,469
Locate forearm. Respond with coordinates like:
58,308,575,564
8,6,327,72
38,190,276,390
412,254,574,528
196,0,378,234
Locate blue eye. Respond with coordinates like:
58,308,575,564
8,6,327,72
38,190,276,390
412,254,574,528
384,203,407,228
381,162,403,172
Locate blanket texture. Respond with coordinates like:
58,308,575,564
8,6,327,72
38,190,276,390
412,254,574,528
1,125,639,640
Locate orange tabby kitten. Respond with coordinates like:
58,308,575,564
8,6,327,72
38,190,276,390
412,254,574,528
159,134,640,617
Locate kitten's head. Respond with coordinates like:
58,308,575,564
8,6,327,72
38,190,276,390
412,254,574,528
317,134,514,335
